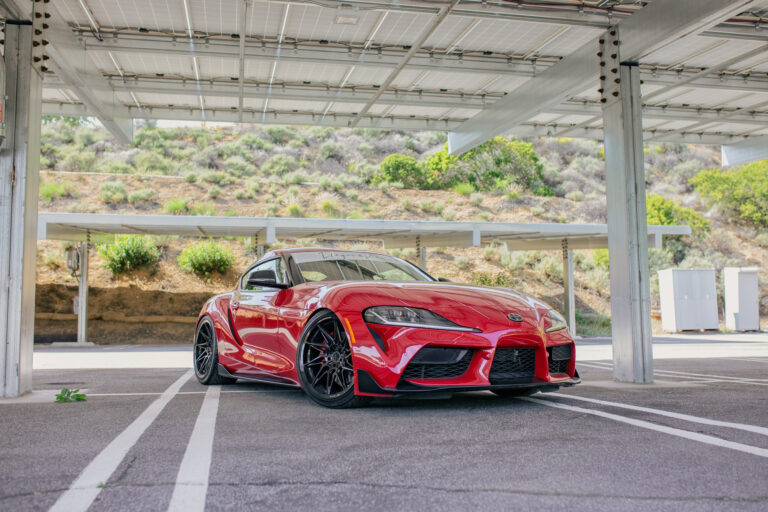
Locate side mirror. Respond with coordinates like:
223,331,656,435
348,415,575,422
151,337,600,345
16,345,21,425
246,270,288,289
437,277,452,282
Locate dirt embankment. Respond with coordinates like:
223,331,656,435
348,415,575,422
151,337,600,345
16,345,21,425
35,284,213,344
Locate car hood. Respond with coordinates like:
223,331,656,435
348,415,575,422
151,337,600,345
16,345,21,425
301,281,552,333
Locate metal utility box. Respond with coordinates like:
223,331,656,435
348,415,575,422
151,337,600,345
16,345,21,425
658,269,718,331
723,267,760,331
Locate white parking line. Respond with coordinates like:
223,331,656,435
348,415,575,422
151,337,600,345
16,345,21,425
581,361,768,386
49,370,193,512
549,393,768,436
168,385,221,512
522,397,768,458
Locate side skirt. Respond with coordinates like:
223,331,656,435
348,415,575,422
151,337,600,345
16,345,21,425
218,364,301,388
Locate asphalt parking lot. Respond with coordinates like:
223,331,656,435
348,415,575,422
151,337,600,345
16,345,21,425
2,336,767,511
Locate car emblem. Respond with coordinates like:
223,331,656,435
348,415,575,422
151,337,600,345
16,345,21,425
507,313,523,322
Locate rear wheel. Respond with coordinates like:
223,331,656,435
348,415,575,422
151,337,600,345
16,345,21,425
492,387,538,398
194,317,237,385
297,310,371,408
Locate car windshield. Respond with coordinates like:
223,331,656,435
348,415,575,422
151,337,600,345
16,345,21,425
291,251,432,283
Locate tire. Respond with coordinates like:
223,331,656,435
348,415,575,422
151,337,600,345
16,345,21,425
194,317,237,385
492,387,539,398
296,310,371,408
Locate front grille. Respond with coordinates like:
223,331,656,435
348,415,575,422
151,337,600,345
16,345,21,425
489,348,536,384
402,349,474,380
548,344,572,375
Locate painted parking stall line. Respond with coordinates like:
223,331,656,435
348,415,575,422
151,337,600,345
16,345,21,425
49,370,194,512
168,384,221,512
523,397,768,459
581,361,768,386
549,393,768,436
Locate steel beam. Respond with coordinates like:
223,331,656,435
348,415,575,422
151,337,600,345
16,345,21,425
45,6,133,144
448,0,762,154
603,59,654,383
77,241,90,345
0,21,41,398
722,135,768,166
561,240,575,338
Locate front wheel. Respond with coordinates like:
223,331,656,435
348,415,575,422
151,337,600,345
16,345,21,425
194,317,236,385
296,310,371,408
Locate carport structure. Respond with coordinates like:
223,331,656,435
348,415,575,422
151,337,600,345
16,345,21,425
1,0,767,396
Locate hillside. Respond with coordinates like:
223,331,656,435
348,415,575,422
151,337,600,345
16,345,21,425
35,120,768,342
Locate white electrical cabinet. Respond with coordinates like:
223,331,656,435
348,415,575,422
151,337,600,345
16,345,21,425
658,269,719,332
723,267,760,331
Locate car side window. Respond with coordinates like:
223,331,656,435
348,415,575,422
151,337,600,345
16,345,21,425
241,258,288,290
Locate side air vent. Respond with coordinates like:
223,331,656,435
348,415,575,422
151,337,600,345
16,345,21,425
547,344,572,375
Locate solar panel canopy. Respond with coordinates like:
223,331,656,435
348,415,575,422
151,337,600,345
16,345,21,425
16,0,768,147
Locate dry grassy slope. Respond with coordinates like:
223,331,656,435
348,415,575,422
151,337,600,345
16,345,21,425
33,125,768,337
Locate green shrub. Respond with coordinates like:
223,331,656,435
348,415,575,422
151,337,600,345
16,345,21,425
459,137,544,192
472,272,512,287
262,154,299,176
100,159,133,174
591,248,610,270
194,202,217,216
58,148,98,172
286,202,302,217
98,235,160,274
470,193,484,207
184,172,198,183
263,125,297,144
376,154,426,188
177,241,234,276
225,156,256,177
646,194,709,235
575,311,612,336
317,142,343,161
238,133,274,151
452,183,475,196
164,197,191,214
40,181,77,202
319,193,341,217
128,188,156,203
99,181,127,203
455,256,470,269
689,161,768,227
207,185,222,199
133,151,175,175
202,171,227,184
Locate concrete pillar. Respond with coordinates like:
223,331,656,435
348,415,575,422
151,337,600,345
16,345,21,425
561,240,575,337
76,240,89,345
0,21,43,397
601,37,653,383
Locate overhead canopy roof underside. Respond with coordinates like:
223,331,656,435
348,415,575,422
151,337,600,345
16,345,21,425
5,0,768,145
38,212,690,251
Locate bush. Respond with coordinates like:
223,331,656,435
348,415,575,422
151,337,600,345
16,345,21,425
202,171,227,184
40,181,77,202
646,193,710,263
689,161,768,227
225,156,257,177
376,154,426,188
184,172,198,183
317,142,343,161
99,181,127,203
458,137,544,192
98,235,160,274
262,154,299,176
177,241,234,276
133,151,175,175
263,125,297,144
453,183,475,196
128,188,156,203
470,193,484,207
164,197,191,214
238,133,274,151
193,202,217,216
58,148,98,172
207,185,222,199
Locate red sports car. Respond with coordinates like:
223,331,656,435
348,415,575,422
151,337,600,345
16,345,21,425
194,248,580,407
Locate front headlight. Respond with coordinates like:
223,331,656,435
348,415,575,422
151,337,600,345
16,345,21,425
545,309,568,333
363,306,479,332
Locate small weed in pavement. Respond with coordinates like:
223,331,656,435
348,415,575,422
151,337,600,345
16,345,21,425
55,388,87,403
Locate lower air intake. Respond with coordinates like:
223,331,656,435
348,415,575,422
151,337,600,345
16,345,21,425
402,348,473,380
489,348,536,384
548,344,572,375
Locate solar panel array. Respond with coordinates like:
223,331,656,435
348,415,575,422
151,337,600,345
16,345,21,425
31,0,768,144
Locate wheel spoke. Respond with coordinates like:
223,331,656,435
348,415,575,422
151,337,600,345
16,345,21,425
312,367,328,386
316,325,335,346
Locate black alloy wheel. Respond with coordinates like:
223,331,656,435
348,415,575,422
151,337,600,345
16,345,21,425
297,310,370,408
194,317,236,385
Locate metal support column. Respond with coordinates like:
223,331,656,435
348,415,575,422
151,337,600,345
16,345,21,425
0,20,42,397
416,236,426,270
561,240,575,337
76,238,90,345
601,30,653,383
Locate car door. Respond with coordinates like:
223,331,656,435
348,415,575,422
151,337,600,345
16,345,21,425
231,258,292,374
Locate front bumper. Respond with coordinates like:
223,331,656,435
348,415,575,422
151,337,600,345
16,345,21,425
339,311,580,398
356,368,581,398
